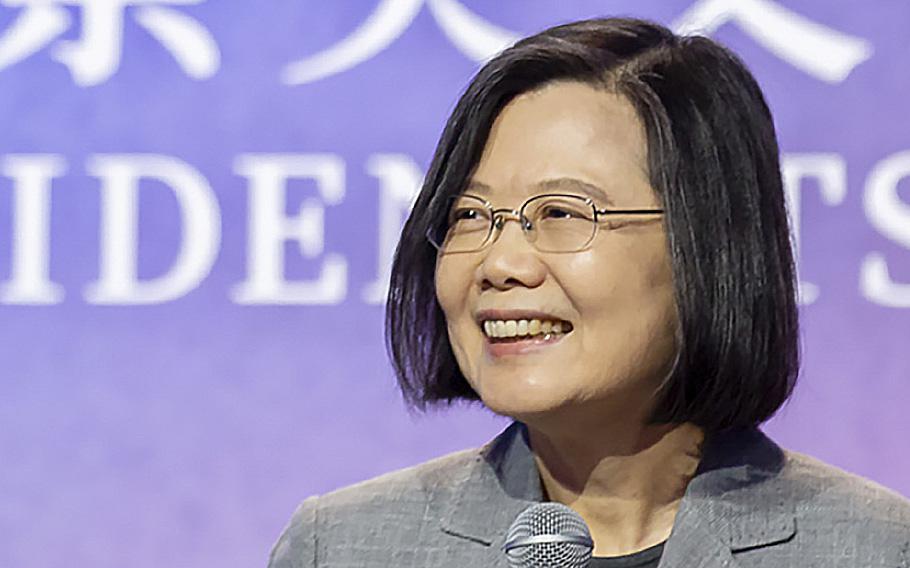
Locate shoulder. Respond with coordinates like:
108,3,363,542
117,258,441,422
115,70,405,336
702,427,910,530
316,445,481,511
780,449,910,528
691,428,910,565
749,448,910,565
267,446,483,568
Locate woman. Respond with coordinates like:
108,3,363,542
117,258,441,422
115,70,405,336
269,17,910,567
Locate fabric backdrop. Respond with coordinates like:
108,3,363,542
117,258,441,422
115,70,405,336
0,2,907,567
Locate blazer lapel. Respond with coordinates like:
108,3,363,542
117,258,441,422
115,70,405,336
437,423,797,568
659,427,797,568
438,422,542,547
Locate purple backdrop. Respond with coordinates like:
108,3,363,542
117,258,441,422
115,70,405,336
0,1,908,567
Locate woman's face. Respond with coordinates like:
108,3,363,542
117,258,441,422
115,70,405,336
434,81,679,428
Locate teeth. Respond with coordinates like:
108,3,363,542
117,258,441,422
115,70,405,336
481,318,572,339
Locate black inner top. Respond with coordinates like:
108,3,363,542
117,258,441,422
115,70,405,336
588,540,666,568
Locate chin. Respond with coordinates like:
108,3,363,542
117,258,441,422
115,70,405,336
475,373,655,432
475,380,578,422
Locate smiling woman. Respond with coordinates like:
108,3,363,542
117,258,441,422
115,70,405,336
269,17,910,568
433,84,678,434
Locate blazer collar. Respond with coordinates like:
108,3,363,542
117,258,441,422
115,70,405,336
439,422,796,565
439,422,541,546
659,427,796,567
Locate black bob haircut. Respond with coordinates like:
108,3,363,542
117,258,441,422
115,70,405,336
385,17,800,432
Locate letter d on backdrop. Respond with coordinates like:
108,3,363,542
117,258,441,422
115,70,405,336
84,154,221,304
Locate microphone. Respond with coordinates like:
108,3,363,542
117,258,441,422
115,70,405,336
502,502,594,567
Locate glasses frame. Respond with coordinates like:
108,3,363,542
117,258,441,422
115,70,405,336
426,192,665,254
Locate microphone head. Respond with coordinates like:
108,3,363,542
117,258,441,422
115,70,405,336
502,502,594,567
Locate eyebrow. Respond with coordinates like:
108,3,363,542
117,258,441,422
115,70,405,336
465,178,615,206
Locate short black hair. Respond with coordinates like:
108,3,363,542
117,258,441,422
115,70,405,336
385,17,799,432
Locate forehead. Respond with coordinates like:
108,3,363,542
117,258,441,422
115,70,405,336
467,81,652,206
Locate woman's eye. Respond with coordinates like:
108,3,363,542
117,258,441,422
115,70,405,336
453,208,479,220
449,208,487,226
542,206,575,219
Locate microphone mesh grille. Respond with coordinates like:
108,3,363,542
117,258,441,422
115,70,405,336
503,502,593,567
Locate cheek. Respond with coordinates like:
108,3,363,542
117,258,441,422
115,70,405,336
434,258,468,318
434,258,482,383
620,254,678,372
565,242,678,350
433,257,481,358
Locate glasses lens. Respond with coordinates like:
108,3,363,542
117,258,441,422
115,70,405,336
430,195,492,252
525,195,596,252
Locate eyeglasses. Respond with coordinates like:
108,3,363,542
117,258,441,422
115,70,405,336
426,193,665,254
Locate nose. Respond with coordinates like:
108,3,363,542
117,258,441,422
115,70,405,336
477,211,546,291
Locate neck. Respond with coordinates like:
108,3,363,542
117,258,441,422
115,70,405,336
528,420,704,557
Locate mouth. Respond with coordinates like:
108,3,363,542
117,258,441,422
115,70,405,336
481,318,574,343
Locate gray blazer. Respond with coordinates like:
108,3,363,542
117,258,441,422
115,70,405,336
269,423,910,567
